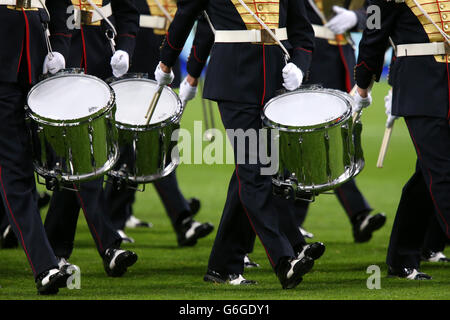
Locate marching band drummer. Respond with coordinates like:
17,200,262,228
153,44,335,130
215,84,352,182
0,0,74,294
354,0,450,279
43,0,139,278
156,0,319,289
104,0,215,248
295,0,387,244
181,16,326,273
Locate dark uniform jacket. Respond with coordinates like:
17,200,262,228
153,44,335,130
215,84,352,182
131,0,181,87
160,0,315,106
68,0,139,79
355,0,450,119
185,16,215,79
304,0,367,91
0,1,72,84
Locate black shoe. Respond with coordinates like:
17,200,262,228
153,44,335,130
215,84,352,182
353,212,386,243
297,242,326,261
1,225,18,249
421,250,450,263
388,266,432,280
103,248,138,277
204,269,257,285
57,257,81,274
177,218,214,247
188,198,201,216
244,254,260,268
277,256,314,289
36,268,71,295
37,192,51,210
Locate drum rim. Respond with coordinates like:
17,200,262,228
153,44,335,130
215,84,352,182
262,88,354,132
109,77,183,131
26,71,115,127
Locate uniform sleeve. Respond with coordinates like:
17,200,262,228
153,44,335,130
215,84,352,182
351,2,368,32
46,0,73,58
186,16,214,78
111,0,140,56
160,0,209,68
287,0,315,75
355,0,398,89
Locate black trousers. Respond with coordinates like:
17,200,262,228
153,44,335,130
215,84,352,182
0,82,58,277
295,179,372,227
207,101,296,275
44,178,122,259
387,117,450,268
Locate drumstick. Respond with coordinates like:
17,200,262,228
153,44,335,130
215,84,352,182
349,85,362,124
145,85,164,126
377,125,394,168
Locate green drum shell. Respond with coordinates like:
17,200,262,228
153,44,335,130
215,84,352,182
262,89,364,195
26,73,119,182
109,78,183,183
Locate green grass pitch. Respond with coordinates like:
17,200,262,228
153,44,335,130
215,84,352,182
0,81,449,300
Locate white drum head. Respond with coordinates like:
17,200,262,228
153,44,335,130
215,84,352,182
111,79,179,126
265,91,350,127
28,74,111,121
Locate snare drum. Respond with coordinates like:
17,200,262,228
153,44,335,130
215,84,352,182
262,88,364,197
26,69,119,183
108,76,183,183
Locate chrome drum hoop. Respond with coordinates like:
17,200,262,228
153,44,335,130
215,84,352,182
26,72,119,183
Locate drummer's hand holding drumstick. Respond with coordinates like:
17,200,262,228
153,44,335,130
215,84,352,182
155,62,175,86
43,52,65,74
179,74,198,106
282,63,303,91
110,50,130,78
353,86,373,114
384,89,398,129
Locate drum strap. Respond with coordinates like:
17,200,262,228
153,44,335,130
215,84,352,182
83,0,117,53
411,0,450,44
236,0,290,61
152,0,173,23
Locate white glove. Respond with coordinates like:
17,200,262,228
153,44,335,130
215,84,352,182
110,50,129,78
179,77,198,105
282,63,303,91
385,89,398,128
43,52,65,74
154,62,175,86
353,89,372,114
325,6,358,34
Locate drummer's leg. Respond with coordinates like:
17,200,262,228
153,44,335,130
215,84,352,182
386,163,431,269
214,101,295,273
44,188,81,259
153,170,191,228
104,176,135,231
0,82,58,277
154,170,214,246
334,179,386,242
75,178,122,256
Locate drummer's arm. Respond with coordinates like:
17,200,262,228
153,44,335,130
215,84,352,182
286,0,315,76
355,0,398,95
185,16,215,86
111,0,140,57
46,0,73,59
160,0,209,73
349,1,370,32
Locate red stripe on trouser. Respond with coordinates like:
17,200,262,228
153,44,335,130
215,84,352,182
405,120,450,237
235,165,276,267
0,166,36,274
337,43,352,93
74,186,104,252
21,9,32,84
